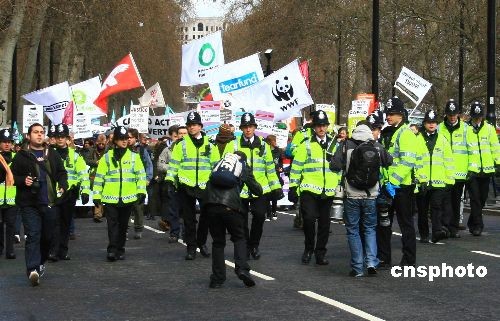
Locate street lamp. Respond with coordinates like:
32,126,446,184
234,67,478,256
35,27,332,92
264,49,273,76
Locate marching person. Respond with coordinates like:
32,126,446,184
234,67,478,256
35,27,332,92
215,112,282,260
378,97,419,267
415,111,455,243
289,110,339,265
83,134,108,223
438,99,468,237
465,102,500,236
0,128,17,259
49,124,91,261
92,126,147,261
264,134,284,221
204,151,262,288
11,123,68,286
165,111,213,260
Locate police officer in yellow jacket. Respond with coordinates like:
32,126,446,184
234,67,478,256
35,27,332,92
289,110,338,265
49,124,91,261
438,99,468,237
378,97,419,267
0,128,17,259
415,110,455,243
465,102,500,236
215,113,282,260
165,111,213,260
93,126,147,261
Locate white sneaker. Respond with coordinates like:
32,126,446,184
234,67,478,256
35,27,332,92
265,218,271,222
14,235,21,243
29,271,40,286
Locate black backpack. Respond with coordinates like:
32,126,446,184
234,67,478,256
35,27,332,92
345,140,380,191
210,153,244,188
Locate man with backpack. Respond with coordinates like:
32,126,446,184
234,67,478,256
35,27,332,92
204,151,262,288
289,110,338,265
330,123,392,276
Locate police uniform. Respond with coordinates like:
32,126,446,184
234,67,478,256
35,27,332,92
378,97,419,266
289,111,339,265
49,124,91,261
0,129,17,259
165,111,213,260
438,99,468,236
215,113,282,260
465,102,500,236
92,126,147,261
415,111,455,243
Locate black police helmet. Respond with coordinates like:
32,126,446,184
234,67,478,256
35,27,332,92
185,111,203,126
54,123,70,138
469,101,484,119
385,96,405,115
240,112,257,127
444,99,460,115
312,110,330,126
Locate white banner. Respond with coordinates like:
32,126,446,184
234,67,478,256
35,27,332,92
73,112,93,139
70,77,105,116
138,82,166,108
230,60,314,122
208,53,264,101
22,105,44,133
22,81,72,124
394,66,432,106
113,112,187,139
129,105,149,133
273,128,289,149
180,31,225,86
255,110,274,137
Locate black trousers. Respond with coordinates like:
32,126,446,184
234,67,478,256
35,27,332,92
0,206,18,255
300,192,333,257
207,204,250,284
466,176,491,232
442,181,465,233
394,186,417,265
416,188,445,238
241,195,268,250
105,204,132,255
51,201,73,257
179,188,209,252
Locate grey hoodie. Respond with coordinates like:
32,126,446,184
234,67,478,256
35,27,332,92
330,125,393,199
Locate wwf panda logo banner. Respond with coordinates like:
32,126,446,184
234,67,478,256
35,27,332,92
230,60,314,122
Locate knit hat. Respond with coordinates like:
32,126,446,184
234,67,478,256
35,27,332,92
216,124,233,139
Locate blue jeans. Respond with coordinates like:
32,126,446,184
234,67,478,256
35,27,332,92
344,198,379,274
21,206,57,274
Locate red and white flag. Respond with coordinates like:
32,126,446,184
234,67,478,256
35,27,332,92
94,53,144,114
299,60,310,91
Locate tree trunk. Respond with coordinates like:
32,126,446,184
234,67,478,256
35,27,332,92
39,26,54,89
56,27,74,83
0,0,28,124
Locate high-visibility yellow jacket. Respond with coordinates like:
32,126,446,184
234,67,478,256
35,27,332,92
466,120,500,174
62,148,91,195
415,132,455,187
385,124,419,186
438,120,469,181
0,152,15,206
93,149,147,204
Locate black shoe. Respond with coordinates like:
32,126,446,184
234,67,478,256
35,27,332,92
6,253,16,259
301,250,313,264
168,235,179,243
250,247,261,260
377,261,392,270
367,267,377,276
349,270,364,277
209,281,223,289
237,271,256,287
59,254,71,261
431,230,446,243
93,217,103,223
199,245,210,258
247,249,251,260
441,226,450,238
420,236,429,243
315,256,329,265
471,229,482,236
48,254,59,262
185,252,196,260
107,253,116,262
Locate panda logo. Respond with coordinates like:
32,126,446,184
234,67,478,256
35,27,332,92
272,76,294,102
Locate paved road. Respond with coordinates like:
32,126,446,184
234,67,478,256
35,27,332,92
1,209,499,321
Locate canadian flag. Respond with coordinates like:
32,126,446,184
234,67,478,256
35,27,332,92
94,53,144,114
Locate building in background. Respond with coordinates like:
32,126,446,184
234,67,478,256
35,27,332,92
179,17,226,44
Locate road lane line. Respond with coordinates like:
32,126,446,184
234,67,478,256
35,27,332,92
471,250,500,258
298,291,385,321
224,260,275,281
277,211,295,216
392,231,445,245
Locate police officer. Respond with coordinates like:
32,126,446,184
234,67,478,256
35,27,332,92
289,110,338,265
92,126,147,261
415,110,454,243
215,112,282,260
379,97,419,267
0,128,17,259
49,124,90,261
165,111,212,260
465,102,500,236
439,99,468,237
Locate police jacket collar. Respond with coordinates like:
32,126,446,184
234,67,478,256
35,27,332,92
240,135,261,149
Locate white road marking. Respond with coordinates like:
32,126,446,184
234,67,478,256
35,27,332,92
392,232,445,245
298,291,385,321
277,211,295,216
471,250,500,258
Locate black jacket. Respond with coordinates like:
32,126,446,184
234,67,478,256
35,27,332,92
203,165,263,213
11,147,68,207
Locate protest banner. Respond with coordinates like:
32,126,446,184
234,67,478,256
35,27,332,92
394,66,432,107
129,105,149,133
272,127,289,149
22,105,44,133
255,110,274,137
71,77,105,116
23,81,72,124
347,109,368,135
73,112,93,139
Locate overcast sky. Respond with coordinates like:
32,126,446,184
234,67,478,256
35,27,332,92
193,0,228,18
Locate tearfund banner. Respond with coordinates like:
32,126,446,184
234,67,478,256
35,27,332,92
180,31,225,86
